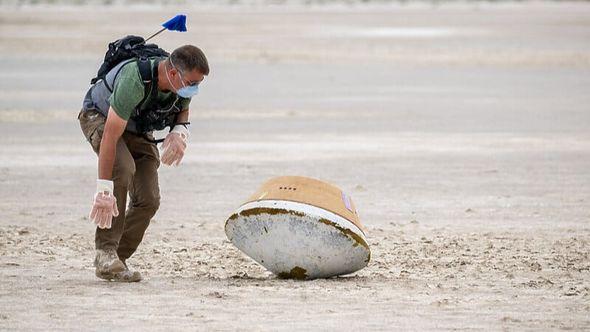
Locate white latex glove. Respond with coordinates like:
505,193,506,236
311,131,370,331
89,180,119,229
161,125,189,167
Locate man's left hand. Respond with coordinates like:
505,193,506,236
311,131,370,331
161,126,189,166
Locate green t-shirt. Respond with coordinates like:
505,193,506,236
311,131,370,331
108,57,191,120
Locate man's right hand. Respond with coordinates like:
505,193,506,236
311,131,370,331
89,180,119,229
91,107,126,229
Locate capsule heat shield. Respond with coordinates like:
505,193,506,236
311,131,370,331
225,176,370,279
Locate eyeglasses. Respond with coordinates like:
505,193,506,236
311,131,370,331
170,59,203,87
177,70,202,87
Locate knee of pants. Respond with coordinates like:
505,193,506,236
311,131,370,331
113,164,136,189
141,195,160,217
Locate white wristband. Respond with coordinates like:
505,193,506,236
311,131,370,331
171,125,189,141
96,179,114,194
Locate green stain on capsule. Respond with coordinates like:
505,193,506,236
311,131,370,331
278,266,308,280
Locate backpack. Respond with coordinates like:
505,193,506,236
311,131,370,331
88,35,185,143
90,35,169,85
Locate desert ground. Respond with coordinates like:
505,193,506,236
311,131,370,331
0,1,589,330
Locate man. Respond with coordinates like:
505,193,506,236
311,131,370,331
78,44,209,282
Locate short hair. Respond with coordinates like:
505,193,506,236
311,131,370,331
169,45,209,75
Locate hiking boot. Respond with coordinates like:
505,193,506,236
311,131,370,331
113,268,142,282
96,259,142,282
118,260,142,282
94,249,126,279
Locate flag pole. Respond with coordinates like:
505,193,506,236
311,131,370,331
145,14,187,43
145,27,166,42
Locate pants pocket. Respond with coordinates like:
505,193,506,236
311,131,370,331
79,110,106,153
88,123,105,154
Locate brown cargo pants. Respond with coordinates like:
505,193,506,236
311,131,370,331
78,109,160,260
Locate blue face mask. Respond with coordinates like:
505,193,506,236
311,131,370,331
166,60,200,98
177,84,199,98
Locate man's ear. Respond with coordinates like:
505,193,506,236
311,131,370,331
167,61,178,75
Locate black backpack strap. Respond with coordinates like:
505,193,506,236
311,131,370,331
173,121,191,129
143,136,166,144
137,56,153,103
135,57,159,115
134,57,167,144
149,57,161,100
137,56,152,84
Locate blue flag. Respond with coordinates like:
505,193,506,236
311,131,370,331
162,14,187,32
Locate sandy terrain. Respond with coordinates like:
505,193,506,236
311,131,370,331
0,2,589,330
